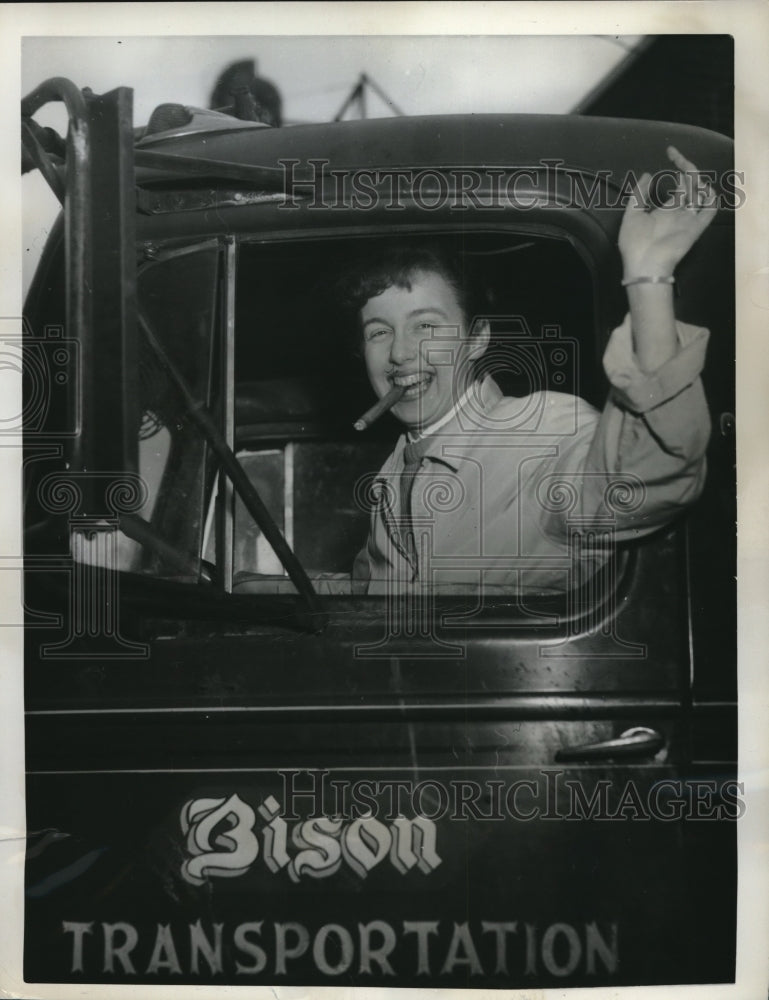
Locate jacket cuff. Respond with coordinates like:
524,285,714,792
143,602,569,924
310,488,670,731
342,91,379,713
603,313,710,414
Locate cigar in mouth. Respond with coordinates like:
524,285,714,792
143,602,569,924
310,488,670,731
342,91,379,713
353,384,406,431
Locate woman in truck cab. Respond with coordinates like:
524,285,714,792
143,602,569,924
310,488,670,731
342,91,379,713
343,147,717,595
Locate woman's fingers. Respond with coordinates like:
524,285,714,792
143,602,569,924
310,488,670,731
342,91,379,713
695,190,719,227
629,171,653,210
667,145,697,172
666,145,714,211
619,147,718,272
667,145,694,207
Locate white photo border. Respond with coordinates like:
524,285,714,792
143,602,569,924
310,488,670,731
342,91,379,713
2,3,767,999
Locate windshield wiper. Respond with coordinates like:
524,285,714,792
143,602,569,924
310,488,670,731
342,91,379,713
138,310,327,633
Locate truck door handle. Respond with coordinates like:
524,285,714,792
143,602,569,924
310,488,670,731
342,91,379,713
554,726,666,763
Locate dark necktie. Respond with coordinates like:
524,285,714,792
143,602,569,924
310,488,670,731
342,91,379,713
399,437,432,569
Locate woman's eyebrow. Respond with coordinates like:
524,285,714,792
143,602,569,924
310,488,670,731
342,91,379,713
408,307,450,319
362,307,450,327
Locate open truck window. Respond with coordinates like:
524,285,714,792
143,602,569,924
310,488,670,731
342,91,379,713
224,232,606,598
73,229,628,616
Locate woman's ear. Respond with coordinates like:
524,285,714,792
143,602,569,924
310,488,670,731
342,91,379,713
467,318,491,360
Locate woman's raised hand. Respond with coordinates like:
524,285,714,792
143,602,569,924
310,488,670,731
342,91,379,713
619,145,718,280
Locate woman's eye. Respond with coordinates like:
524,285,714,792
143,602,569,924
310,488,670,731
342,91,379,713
366,328,390,341
417,322,434,332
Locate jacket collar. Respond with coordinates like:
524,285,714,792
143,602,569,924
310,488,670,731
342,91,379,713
386,376,503,473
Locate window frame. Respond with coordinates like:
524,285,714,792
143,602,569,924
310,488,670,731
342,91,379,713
145,220,644,638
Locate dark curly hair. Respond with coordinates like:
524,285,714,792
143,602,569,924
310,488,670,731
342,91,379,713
334,242,489,352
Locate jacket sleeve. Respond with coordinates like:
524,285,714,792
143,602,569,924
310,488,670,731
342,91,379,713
544,314,711,543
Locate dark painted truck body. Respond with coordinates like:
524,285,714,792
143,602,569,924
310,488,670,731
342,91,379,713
22,81,736,987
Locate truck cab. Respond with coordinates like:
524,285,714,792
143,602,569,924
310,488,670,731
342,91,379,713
22,80,737,987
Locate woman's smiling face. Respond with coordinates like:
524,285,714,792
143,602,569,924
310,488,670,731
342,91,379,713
360,269,488,433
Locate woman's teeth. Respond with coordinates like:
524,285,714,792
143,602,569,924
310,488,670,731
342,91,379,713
393,373,431,397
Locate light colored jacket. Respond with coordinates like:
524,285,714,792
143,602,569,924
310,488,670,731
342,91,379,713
353,316,710,595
